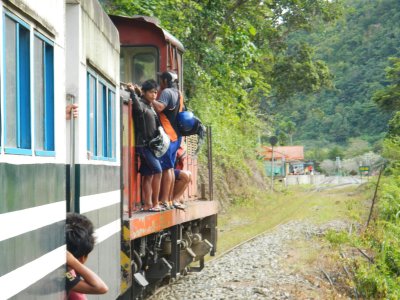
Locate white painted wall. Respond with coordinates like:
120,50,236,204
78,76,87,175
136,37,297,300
286,175,326,185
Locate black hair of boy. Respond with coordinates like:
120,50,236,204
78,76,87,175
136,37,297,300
141,79,158,92
66,213,96,258
159,71,178,88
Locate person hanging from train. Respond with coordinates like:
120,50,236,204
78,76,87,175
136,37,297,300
172,145,191,207
66,213,108,299
127,79,165,212
152,71,185,210
66,103,79,120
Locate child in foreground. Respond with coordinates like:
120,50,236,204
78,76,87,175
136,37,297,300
66,213,108,299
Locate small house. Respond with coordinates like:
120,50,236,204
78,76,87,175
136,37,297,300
261,146,305,176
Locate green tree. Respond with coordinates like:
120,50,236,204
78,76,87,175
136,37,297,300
327,146,344,160
277,119,296,145
344,138,371,158
387,111,400,137
373,57,400,112
272,0,399,146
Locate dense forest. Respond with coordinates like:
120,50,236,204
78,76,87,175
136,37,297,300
274,0,400,151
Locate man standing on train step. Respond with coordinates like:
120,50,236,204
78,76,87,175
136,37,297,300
152,71,184,210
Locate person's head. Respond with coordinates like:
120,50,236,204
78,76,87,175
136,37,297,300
141,79,158,102
66,213,95,260
158,71,178,88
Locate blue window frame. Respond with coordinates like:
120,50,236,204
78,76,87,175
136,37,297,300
87,69,116,161
3,12,31,155
108,90,116,158
34,33,54,156
1,11,55,156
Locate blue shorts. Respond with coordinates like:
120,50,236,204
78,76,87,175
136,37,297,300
174,169,180,179
136,147,162,175
159,137,182,170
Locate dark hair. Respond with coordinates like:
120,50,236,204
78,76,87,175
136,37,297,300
159,71,178,88
141,79,158,92
66,213,95,258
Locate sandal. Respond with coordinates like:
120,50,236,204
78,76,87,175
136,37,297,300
160,202,172,210
148,206,163,212
140,205,153,212
173,201,186,210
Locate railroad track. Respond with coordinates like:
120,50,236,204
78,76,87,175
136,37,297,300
147,180,362,299
147,222,286,300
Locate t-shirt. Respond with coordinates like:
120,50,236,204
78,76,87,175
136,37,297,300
158,87,180,137
66,269,87,299
158,88,179,111
66,270,80,292
68,290,87,300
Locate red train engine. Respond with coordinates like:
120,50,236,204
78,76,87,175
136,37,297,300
112,15,219,299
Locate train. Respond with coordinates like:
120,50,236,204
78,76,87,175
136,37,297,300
0,0,218,299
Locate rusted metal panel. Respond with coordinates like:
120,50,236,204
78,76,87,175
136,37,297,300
129,200,219,240
181,135,199,201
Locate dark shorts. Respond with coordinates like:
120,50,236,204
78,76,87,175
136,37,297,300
137,147,162,175
160,137,182,170
174,169,180,179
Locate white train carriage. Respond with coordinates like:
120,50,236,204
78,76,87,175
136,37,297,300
0,0,122,298
0,0,68,299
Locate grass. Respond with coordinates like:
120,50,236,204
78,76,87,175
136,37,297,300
216,183,372,256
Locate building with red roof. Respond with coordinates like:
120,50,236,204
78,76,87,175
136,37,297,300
261,146,304,161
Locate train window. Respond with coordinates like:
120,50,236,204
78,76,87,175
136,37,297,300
120,56,125,84
177,50,183,91
132,53,156,84
1,11,55,157
3,12,31,155
34,33,55,156
87,69,116,161
120,47,158,85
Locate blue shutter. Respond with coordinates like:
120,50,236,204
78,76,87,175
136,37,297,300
18,24,31,150
3,12,32,155
44,42,54,151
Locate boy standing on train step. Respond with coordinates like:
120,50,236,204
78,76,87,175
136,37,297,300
152,71,184,210
66,213,108,299
128,80,165,212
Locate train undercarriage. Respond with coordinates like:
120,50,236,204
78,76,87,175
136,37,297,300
119,213,218,299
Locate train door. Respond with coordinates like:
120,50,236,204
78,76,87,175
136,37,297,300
120,45,161,213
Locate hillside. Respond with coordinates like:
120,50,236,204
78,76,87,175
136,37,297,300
273,0,400,148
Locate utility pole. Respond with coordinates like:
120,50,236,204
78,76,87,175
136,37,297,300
269,136,278,192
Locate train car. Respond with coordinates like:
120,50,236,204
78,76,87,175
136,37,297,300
0,0,68,298
0,1,218,299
